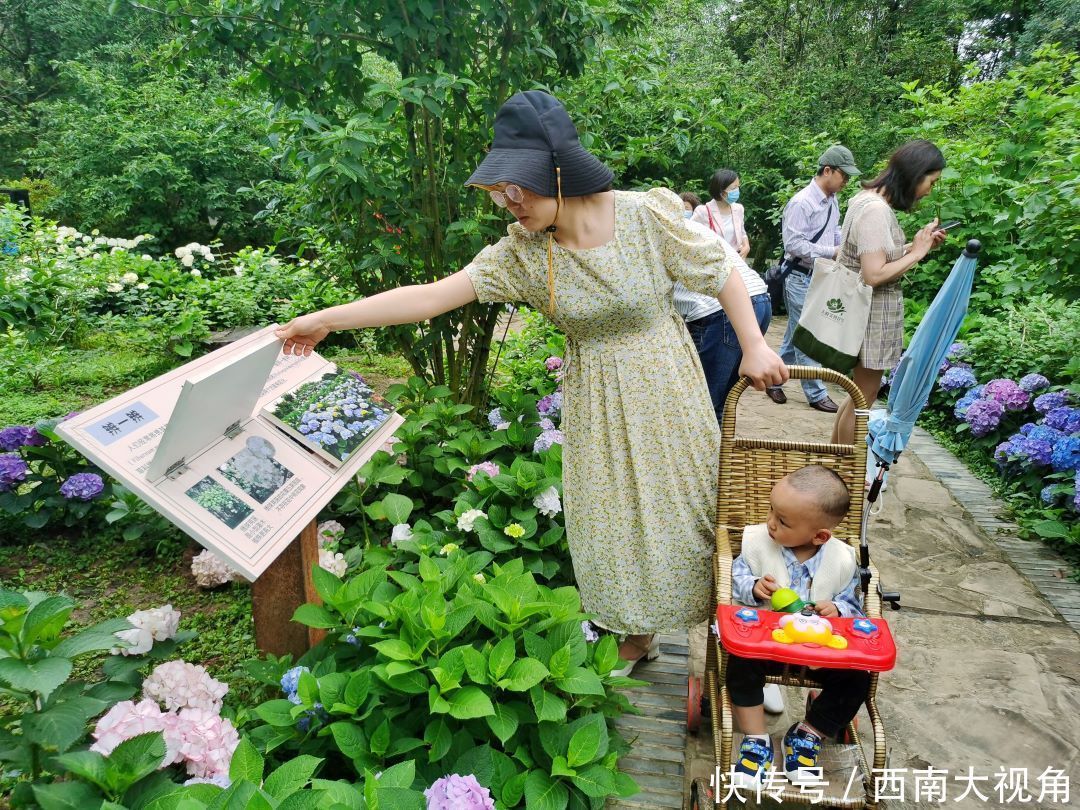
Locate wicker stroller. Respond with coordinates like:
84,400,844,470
688,366,899,810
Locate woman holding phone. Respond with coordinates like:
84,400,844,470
831,140,950,445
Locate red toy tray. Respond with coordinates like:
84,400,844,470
716,605,897,672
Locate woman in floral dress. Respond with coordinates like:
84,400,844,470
276,91,786,671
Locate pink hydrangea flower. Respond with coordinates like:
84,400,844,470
466,461,500,482
544,356,563,372
169,708,240,780
424,774,496,810
90,700,176,764
190,550,243,589
143,660,229,713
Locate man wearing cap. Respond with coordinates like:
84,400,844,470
765,145,861,411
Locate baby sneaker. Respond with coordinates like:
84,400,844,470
782,723,823,785
731,734,773,791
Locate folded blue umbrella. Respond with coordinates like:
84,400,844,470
868,239,982,468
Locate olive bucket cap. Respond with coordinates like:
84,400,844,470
818,145,862,177
466,91,614,198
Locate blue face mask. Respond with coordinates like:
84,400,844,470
684,210,694,219
726,188,741,204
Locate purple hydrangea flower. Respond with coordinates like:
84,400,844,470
1050,437,1080,472
0,454,30,492
539,417,555,431
983,379,1030,412
0,426,47,451
581,620,600,643
59,472,104,500
537,391,563,417
533,429,564,453
954,385,985,420
1018,374,1050,393
946,342,968,361
1033,391,1068,415
939,367,978,392
1044,407,1080,436
544,356,563,372
994,441,1014,463
964,398,1005,437
424,774,496,810
1075,471,1080,511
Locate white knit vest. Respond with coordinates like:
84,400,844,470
740,524,856,604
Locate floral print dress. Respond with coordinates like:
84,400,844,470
465,188,735,633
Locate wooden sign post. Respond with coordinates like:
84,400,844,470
250,519,328,656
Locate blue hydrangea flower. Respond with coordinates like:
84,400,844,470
487,408,504,428
280,665,309,703
1040,485,1058,505
1034,391,1068,415
946,342,968,361
1075,471,1080,512
1018,374,1050,393
954,385,985,420
59,472,104,500
1045,407,1080,436
940,367,978,392
1010,437,1053,467
1050,436,1080,472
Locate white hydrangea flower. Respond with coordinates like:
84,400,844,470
319,548,347,576
121,272,139,284
82,235,92,244
191,550,243,588
136,282,149,290
473,573,486,584
143,660,228,713
105,282,124,293
390,523,412,545
190,268,201,277
141,254,153,261
113,604,181,655
456,509,486,532
532,486,562,518
175,245,192,259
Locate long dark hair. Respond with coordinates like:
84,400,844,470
708,169,739,201
863,140,945,212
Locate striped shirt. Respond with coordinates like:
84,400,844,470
732,544,865,618
782,180,842,269
673,220,767,321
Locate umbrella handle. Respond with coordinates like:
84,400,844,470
963,239,981,258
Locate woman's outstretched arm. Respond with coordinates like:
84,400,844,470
275,270,478,356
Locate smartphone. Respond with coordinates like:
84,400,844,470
939,220,963,231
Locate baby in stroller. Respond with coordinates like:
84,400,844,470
728,464,871,788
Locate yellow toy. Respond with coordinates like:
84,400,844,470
771,608,848,649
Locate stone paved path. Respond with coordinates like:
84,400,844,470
679,317,1079,809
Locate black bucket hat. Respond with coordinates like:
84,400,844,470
466,91,614,198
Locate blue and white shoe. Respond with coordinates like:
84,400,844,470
782,723,823,784
731,735,773,791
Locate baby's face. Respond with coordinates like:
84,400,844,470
766,479,831,550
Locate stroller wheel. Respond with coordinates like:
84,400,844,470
687,675,702,734
805,690,857,744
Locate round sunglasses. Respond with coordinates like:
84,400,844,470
489,184,525,208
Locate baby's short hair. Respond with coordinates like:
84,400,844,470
679,191,702,209
783,464,851,522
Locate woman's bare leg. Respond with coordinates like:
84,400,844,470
832,365,885,444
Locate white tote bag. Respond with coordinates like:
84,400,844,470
792,257,873,374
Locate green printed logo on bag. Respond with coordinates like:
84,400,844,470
826,298,845,315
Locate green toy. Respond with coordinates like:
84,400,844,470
771,587,814,613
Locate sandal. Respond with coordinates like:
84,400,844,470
611,634,660,677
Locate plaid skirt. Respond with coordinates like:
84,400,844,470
859,283,903,371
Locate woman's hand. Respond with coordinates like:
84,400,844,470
739,341,788,391
910,218,940,257
276,312,332,356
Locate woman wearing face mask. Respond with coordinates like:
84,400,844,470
692,169,751,260
676,188,772,423
276,91,787,675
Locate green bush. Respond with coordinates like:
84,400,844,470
243,556,640,808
